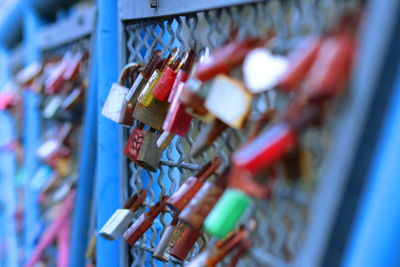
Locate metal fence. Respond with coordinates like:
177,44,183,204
120,0,358,266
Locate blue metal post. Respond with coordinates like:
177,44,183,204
22,0,42,261
0,46,19,267
343,66,400,267
69,38,98,267
96,0,122,266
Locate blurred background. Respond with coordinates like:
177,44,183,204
0,0,399,267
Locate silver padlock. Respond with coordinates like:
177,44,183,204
152,216,182,262
99,190,147,240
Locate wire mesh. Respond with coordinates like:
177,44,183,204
122,0,358,266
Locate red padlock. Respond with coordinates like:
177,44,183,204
232,123,297,176
179,168,229,230
162,81,193,136
170,226,201,261
278,37,322,92
194,38,264,82
123,196,168,245
303,33,355,101
167,49,197,103
167,157,222,213
123,123,146,162
45,53,71,94
63,51,85,81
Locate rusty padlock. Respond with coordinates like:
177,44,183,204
136,128,163,172
170,226,201,261
99,190,147,240
179,168,229,231
123,196,168,246
152,215,182,262
167,157,222,213
190,119,228,158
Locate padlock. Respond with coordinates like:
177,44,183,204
162,81,193,137
167,49,196,103
85,234,96,262
99,190,147,240
206,225,252,267
132,98,169,130
61,87,84,111
153,49,196,102
15,61,43,86
123,196,168,245
138,48,179,107
123,123,146,163
125,51,161,105
179,78,215,123
43,95,64,119
157,131,175,151
190,119,228,158
204,188,252,239
277,37,322,92
303,33,355,101
170,226,201,261
167,157,221,213
45,52,72,94
152,215,181,261
63,50,85,81
232,123,298,176
136,129,163,172
37,123,74,165
179,168,229,230
205,74,253,129
194,37,264,82
243,48,288,93
101,63,142,126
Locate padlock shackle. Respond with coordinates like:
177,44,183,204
127,189,147,211
142,51,162,79
118,63,142,85
160,47,179,73
248,109,277,141
197,156,222,183
208,227,249,265
181,49,197,72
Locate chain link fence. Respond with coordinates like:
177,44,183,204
122,0,358,266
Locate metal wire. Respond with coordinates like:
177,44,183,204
123,0,357,266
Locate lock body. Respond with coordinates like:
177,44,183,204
136,131,162,172
179,181,224,230
99,209,135,240
132,100,169,130
170,227,201,261
152,224,177,261
163,81,192,136
124,127,146,163
101,83,130,124
167,177,203,212
233,123,297,176
123,214,152,245
204,189,252,239
205,75,252,129
152,67,177,101
138,70,162,107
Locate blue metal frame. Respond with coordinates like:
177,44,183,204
96,0,122,266
0,47,19,267
69,36,98,267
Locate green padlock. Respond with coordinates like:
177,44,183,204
203,188,252,239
